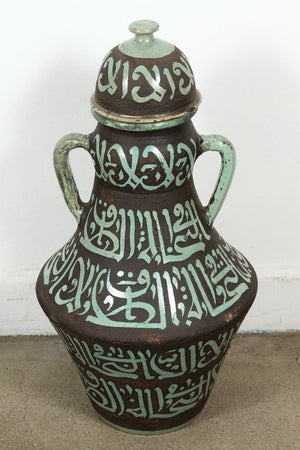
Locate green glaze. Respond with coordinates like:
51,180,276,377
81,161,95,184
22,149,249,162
119,20,175,59
54,324,239,422
91,132,198,190
53,133,235,227
96,53,195,103
79,197,209,263
92,42,201,131
53,133,90,223
37,19,257,436
47,131,249,331
43,201,253,329
55,325,237,380
200,135,236,227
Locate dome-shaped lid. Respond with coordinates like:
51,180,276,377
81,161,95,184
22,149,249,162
91,20,201,131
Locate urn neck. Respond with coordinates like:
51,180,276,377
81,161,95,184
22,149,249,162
89,121,201,194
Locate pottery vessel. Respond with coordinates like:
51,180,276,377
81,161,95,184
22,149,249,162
36,20,257,434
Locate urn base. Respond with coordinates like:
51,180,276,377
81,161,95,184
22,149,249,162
96,412,195,435
50,319,243,434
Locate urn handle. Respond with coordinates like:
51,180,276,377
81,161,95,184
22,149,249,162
200,135,236,227
53,133,90,223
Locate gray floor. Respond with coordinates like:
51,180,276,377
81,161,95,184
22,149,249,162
1,333,299,450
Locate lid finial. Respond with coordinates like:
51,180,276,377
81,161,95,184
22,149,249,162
120,19,173,58
129,20,159,36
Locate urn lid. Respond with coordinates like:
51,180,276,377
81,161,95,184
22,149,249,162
91,20,201,131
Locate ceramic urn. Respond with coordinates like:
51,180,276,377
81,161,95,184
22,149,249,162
36,20,257,434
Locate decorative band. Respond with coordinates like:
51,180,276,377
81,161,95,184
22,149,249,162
90,92,201,131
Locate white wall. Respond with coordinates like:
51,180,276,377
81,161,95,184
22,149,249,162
1,0,299,334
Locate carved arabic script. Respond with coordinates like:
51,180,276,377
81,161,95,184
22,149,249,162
43,202,252,329
97,54,194,103
80,196,209,263
90,133,198,191
55,325,238,419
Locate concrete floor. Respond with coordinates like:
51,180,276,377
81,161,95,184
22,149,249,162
0,333,299,450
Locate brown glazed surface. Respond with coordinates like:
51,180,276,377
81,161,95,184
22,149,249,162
51,319,242,432
36,120,257,433
94,46,199,119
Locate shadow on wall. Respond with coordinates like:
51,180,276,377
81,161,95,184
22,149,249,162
194,46,299,262
1,55,96,269
196,46,299,141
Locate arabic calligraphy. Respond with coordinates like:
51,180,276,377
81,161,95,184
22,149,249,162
90,132,198,191
43,199,253,329
80,196,209,263
97,53,194,103
54,324,238,419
